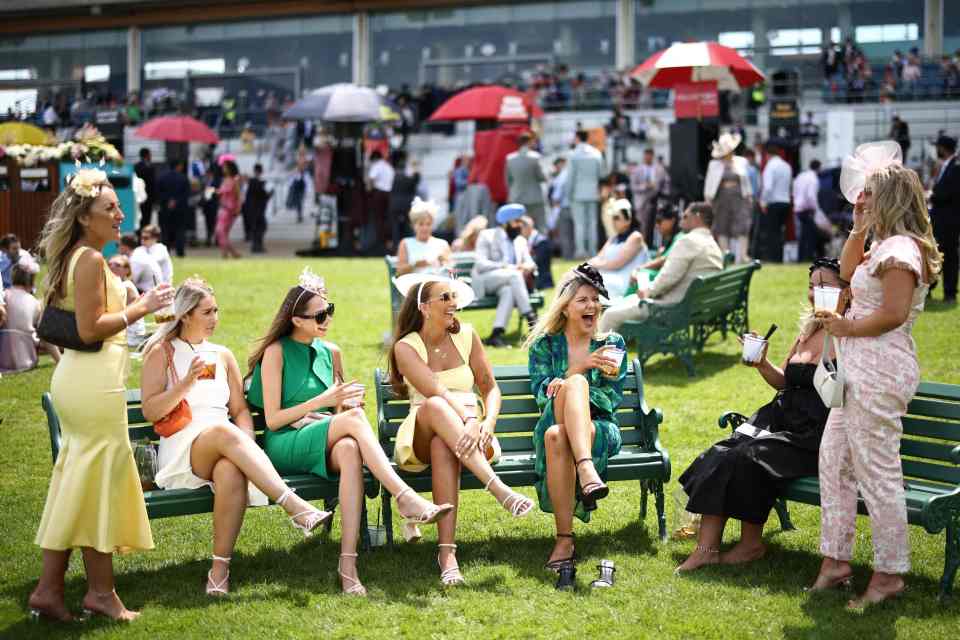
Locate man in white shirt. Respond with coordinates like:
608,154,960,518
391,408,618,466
758,140,793,262
119,234,163,293
792,159,823,261
366,150,395,252
140,224,174,284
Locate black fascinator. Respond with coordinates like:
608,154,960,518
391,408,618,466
563,263,609,299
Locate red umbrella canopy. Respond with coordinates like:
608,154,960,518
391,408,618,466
428,85,544,122
631,41,765,91
136,115,220,144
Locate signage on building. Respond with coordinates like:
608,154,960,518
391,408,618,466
674,81,718,119
768,99,800,143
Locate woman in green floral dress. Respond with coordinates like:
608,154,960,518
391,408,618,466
523,264,626,571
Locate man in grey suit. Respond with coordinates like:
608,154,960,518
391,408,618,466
600,202,724,332
505,132,548,230
565,130,606,259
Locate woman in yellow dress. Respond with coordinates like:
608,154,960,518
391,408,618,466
388,273,534,586
29,170,175,622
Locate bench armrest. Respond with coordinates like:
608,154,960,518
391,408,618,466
718,412,749,432
628,358,671,482
951,445,960,465
920,486,960,535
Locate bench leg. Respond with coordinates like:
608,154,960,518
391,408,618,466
382,490,395,549
774,498,796,532
654,480,667,542
360,500,371,552
322,497,338,537
640,480,648,520
942,516,960,601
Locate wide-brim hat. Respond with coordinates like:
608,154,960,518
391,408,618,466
392,272,476,309
711,132,742,159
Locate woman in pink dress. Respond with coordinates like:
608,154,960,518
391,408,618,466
216,160,242,259
810,143,942,610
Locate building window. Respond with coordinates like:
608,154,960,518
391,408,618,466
854,23,920,45
718,31,754,54
768,28,822,56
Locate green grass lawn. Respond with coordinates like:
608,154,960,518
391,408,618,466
1,257,958,639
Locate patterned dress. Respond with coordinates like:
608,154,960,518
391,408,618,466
818,235,928,574
528,332,626,522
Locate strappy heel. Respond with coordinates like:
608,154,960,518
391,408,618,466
338,553,367,596
545,532,577,572
576,457,609,511
396,488,454,542
484,476,534,517
277,488,333,537
205,555,231,597
438,543,465,586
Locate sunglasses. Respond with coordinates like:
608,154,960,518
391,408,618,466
298,303,335,324
426,291,458,304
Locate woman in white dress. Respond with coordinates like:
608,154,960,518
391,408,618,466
396,198,453,276
588,199,649,299
140,278,334,597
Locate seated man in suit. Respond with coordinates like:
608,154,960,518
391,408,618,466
519,214,554,290
472,203,539,347
600,202,723,332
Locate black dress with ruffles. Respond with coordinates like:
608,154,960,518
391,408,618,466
678,362,829,525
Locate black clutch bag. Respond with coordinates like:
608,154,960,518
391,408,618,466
37,305,102,352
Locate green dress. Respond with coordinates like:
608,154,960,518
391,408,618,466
623,231,685,297
247,337,337,480
527,332,626,522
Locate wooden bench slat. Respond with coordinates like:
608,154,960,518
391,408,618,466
902,416,960,441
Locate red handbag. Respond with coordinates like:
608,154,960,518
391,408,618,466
153,342,192,438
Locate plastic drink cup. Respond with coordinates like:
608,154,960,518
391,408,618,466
634,270,650,291
741,334,766,364
600,347,626,378
198,350,218,380
813,286,842,314
342,383,365,408
154,305,175,324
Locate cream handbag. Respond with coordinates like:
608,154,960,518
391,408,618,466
813,333,845,408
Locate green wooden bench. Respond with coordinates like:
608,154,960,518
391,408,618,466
374,360,671,545
719,381,960,600
41,389,381,547
385,253,545,333
618,260,761,377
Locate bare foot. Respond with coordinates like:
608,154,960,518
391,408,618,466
675,546,720,573
80,590,140,622
27,587,73,622
847,574,905,610
807,558,853,592
719,541,766,565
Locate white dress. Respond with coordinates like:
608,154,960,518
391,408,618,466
154,338,267,505
598,235,650,299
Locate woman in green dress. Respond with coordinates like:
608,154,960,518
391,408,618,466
624,207,683,297
523,264,626,574
247,268,452,596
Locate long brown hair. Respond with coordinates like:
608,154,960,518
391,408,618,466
387,280,460,398
246,285,320,377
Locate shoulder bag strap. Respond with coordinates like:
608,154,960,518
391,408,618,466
164,341,181,386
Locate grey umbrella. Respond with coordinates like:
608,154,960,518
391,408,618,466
283,83,385,122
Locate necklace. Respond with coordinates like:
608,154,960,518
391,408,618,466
424,334,448,359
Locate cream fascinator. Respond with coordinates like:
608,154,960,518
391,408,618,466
711,132,742,159
293,266,327,309
67,168,108,199
392,272,475,309
408,196,439,223
839,140,902,204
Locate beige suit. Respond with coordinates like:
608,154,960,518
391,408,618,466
600,227,724,331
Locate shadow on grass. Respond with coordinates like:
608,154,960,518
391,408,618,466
922,299,958,314
641,351,742,386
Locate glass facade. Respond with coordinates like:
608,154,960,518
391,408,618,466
141,15,353,97
371,2,615,87
945,2,960,55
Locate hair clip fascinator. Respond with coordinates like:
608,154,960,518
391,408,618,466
297,266,326,296
839,140,902,204
392,272,475,309
561,263,610,300
409,197,439,218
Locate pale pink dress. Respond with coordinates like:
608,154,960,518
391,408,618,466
818,235,928,574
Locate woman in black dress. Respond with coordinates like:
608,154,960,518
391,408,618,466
676,259,849,572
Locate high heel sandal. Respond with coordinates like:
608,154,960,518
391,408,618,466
483,477,534,517
544,532,577,572
438,544,465,586
205,555,231,597
396,488,454,543
277,488,333,537
338,553,367,596
576,458,609,511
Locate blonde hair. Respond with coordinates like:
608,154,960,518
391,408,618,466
522,270,608,349
866,164,942,282
36,177,113,306
408,198,437,226
143,277,215,354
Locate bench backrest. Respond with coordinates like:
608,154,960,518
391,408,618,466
375,360,663,459
900,381,960,486
685,260,760,324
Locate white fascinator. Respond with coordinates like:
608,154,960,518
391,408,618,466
839,140,902,204
392,272,475,309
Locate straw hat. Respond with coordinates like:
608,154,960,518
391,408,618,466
711,132,742,159
392,272,476,309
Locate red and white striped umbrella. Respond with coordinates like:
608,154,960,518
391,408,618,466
630,41,765,91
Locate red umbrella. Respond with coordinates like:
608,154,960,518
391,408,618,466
631,41,764,91
428,85,544,122
135,115,219,144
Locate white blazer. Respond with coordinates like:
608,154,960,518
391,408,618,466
704,155,752,201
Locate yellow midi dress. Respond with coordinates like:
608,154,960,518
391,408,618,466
34,247,154,554
394,323,500,472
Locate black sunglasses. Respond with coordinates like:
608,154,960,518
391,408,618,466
298,302,335,323
426,291,458,304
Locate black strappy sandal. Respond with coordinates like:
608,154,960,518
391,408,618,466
545,532,577,571
576,458,609,511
